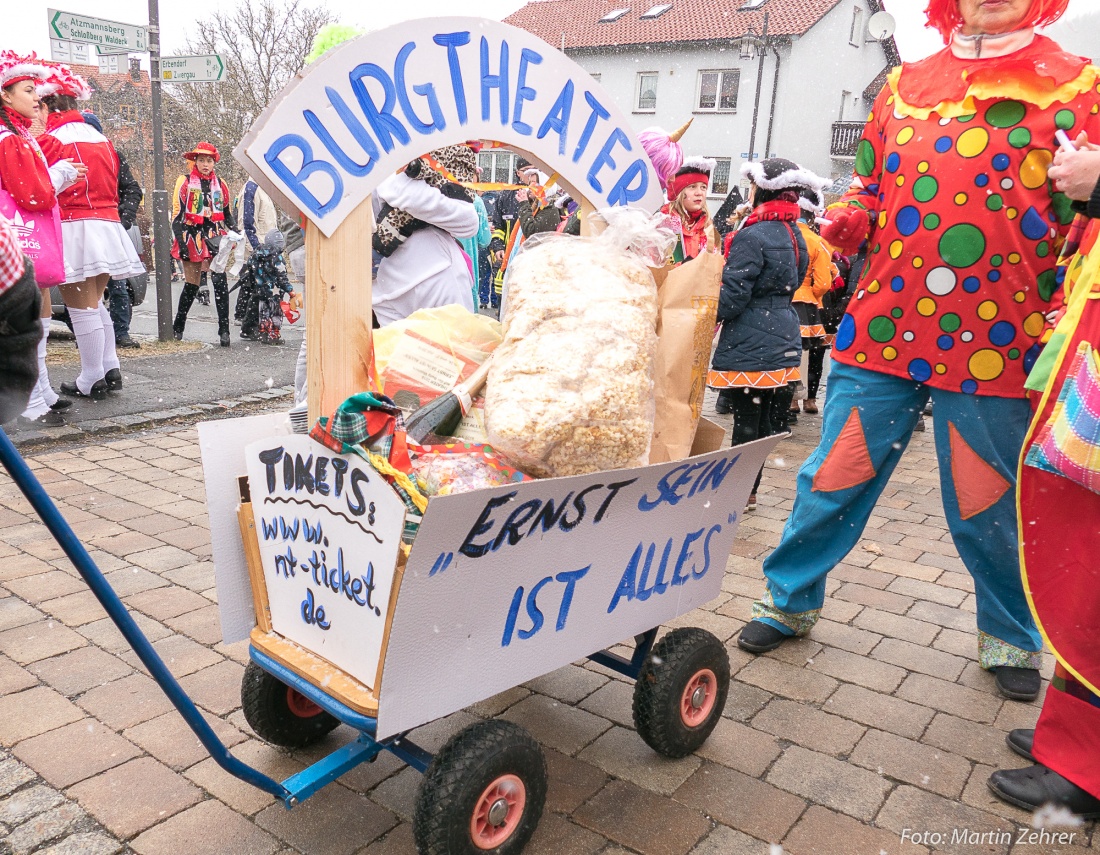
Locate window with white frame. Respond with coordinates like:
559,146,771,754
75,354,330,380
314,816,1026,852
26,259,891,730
709,158,732,196
849,6,864,47
697,69,740,112
478,151,519,183
636,72,658,111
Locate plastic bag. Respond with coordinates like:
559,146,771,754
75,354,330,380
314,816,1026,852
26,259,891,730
485,209,670,478
210,230,243,274
413,442,529,497
373,305,502,414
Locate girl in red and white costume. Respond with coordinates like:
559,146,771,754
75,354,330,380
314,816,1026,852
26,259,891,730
37,65,144,399
0,51,82,424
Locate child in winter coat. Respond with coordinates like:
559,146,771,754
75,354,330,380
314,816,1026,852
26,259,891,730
708,158,811,510
237,230,295,345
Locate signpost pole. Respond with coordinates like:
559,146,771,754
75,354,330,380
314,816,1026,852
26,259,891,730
146,0,174,341
746,12,769,165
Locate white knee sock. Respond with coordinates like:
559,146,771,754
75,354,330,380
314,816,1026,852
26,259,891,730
99,301,120,374
36,319,58,406
69,306,105,395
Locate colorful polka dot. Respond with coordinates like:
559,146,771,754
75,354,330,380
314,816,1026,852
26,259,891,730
1023,312,1045,337
1008,253,1021,264
891,307,903,319
868,316,896,342
867,279,881,293
1008,348,1020,360
1000,178,1014,191
856,352,868,363
1055,109,1076,130
1013,290,1027,303
961,379,978,394
1006,207,1018,219
889,241,904,259
895,175,906,187
977,300,999,321
897,127,914,145
960,331,975,343
992,153,1011,171
835,314,856,350
913,175,938,203
935,136,953,153
975,174,990,187
1019,149,1053,190
968,348,1005,381
939,224,985,268
924,213,941,230
1007,127,1031,148
962,276,981,293
1020,207,1049,241
1037,241,1050,257
986,195,1003,211
935,364,948,375
986,100,1026,128
989,321,1016,346
912,257,924,269
956,127,989,158
856,139,876,177
940,313,961,333
954,192,968,205
908,359,933,382
917,161,930,174
903,331,915,342
917,298,937,317
896,206,921,236
890,276,905,292
885,152,901,173
937,334,955,350
883,346,898,360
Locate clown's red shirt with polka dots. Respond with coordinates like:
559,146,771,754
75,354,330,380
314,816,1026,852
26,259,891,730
833,37,1100,398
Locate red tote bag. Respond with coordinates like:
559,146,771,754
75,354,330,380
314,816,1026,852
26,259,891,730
0,190,65,286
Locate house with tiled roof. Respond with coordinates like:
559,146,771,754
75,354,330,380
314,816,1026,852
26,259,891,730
504,0,900,204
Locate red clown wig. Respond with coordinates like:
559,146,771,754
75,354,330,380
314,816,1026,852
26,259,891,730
925,0,1070,43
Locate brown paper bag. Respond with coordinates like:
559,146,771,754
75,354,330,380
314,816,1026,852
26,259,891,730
648,248,724,463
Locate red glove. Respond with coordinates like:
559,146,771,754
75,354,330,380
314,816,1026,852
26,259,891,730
821,206,872,254
831,274,847,292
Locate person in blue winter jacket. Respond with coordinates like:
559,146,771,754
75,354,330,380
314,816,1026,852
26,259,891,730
708,158,812,510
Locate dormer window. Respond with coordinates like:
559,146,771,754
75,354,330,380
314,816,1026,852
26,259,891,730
599,8,631,22
640,4,672,19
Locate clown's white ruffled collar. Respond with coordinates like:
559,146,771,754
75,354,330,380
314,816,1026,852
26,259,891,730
951,27,1034,59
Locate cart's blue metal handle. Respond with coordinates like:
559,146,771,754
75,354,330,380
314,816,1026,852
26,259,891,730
0,427,288,802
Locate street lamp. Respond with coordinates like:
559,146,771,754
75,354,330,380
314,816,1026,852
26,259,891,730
744,12,769,163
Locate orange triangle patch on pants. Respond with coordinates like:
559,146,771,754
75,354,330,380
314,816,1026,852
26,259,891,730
813,408,877,492
949,422,1011,520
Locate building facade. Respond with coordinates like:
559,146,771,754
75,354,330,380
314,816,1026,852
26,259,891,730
504,0,900,208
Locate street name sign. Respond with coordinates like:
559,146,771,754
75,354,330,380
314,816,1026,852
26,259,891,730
160,54,226,83
47,8,147,53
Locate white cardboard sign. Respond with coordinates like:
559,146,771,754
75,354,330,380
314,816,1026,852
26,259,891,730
375,435,779,739
243,435,406,689
234,17,664,236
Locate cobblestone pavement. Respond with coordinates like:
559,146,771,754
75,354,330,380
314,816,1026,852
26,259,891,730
0,401,1095,855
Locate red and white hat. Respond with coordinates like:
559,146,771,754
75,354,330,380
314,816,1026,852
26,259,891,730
183,141,221,162
666,156,716,202
37,63,91,101
0,51,52,91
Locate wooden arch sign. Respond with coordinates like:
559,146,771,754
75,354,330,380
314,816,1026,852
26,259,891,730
234,17,664,419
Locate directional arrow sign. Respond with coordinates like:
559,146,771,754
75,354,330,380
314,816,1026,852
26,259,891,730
48,8,147,52
159,54,226,83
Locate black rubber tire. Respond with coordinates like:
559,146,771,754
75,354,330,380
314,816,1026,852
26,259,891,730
413,720,547,855
240,661,340,748
632,627,730,758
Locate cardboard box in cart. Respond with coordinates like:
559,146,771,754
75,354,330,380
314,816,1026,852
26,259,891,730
202,414,776,739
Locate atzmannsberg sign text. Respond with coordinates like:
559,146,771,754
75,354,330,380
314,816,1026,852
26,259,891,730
235,17,665,236
47,9,147,52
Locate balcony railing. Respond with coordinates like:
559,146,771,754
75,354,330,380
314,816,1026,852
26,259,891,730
831,121,866,158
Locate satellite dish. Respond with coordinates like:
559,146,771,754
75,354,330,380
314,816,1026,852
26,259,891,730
867,11,897,40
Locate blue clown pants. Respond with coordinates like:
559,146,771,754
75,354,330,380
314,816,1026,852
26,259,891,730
754,360,1042,669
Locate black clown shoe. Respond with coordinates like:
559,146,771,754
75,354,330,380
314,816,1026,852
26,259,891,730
994,666,1041,701
737,620,791,653
988,765,1100,819
105,368,122,391
1006,729,1035,762
60,379,108,400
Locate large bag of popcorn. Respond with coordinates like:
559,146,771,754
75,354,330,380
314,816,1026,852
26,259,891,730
485,209,676,478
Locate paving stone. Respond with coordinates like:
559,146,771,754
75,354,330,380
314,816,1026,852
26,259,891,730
782,805,926,855
688,825,769,855
573,778,710,855
735,656,839,704
0,597,45,632
0,755,35,796
833,581,915,614
77,673,175,730
752,698,865,756
0,783,64,825
86,530,163,558
579,726,701,796
254,782,397,854
694,716,781,777
906,601,976,633
824,683,935,740
806,618,881,655
27,647,132,696
181,740,299,816
675,761,805,843
576,678,635,728
124,586,212,621
0,686,84,745
171,658,243,716
871,637,967,681
768,745,893,821
125,707,245,771
36,830,122,855
0,653,36,695
543,748,609,814
65,756,203,838
849,728,971,799
875,785,1015,855
524,664,608,704
807,646,906,693
368,766,419,822
0,618,87,665
922,714,1020,767
129,798,279,855
3,572,87,606
501,693,610,756
38,590,109,628
163,604,222,645
887,576,968,607
6,801,86,854
524,810,608,855
77,612,171,655
14,718,141,788
896,673,1003,724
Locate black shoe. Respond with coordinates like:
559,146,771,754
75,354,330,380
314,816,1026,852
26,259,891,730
1007,728,1035,762
18,410,65,427
220,331,231,347
738,620,791,653
994,666,1041,701
60,379,108,400
988,765,1100,819
105,368,122,391
788,411,798,424
116,335,141,349
49,398,73,411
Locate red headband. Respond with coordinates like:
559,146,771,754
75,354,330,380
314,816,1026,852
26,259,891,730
667,171,710,202
925,0,1070,43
